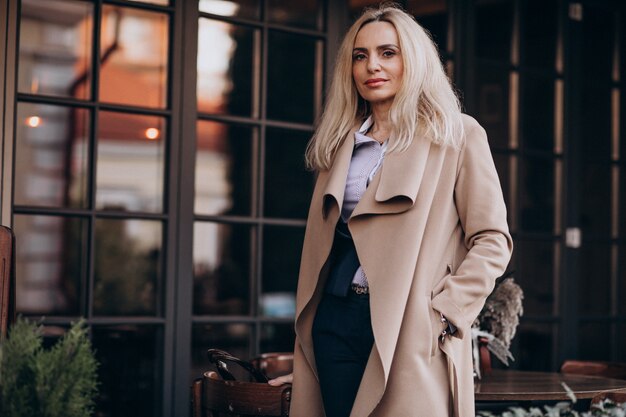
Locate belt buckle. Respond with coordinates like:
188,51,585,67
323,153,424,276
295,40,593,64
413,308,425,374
351,284,369,295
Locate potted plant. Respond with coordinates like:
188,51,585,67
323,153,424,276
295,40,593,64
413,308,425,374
0,317,99,417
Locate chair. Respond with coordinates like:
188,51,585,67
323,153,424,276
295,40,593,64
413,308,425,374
590,390,626,405
478,337,492,376
561,360,626,380
250,352,293,380
191,378,203,417
0,225,16,341
191,371,291,417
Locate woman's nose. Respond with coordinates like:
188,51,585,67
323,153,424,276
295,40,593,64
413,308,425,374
367,57,381,72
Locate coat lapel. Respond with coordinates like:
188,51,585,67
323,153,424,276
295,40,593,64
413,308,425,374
294,127,359,382
348,137,445,403
350,133,433,218
321,127,358,218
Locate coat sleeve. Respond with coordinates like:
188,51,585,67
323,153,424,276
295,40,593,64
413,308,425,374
430,123,513,339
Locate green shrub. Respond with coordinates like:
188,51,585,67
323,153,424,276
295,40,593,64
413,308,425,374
0,318,99,417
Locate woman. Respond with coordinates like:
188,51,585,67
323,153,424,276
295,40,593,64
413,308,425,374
269,4,512,417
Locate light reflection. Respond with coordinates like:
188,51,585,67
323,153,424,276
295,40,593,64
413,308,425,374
198,0,239,16
197,19,238,114
99,5,168,108
18,0,93,100
15,215,84,315
15,103,91,209
30,78,39,94
145,127,159,140
96,111,165,213
26,116,41,127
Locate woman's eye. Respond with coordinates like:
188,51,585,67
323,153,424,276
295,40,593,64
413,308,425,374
353,53,366,61
382,50,396,57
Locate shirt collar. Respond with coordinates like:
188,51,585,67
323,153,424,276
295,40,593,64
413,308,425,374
358,115,374,134
354,115,387,148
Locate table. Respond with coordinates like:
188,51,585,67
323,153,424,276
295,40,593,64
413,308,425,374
475,370,626,401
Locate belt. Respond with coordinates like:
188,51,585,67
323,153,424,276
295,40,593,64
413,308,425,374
350,283,369,295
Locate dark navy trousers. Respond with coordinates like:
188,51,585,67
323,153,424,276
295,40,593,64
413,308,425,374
312,291,375,417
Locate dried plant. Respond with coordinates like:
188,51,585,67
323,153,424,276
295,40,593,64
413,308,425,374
474,274,524,350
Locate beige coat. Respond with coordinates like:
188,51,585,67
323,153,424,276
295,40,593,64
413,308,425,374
290,114,513,417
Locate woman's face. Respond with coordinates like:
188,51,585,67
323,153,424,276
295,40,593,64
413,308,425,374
352,21,404,107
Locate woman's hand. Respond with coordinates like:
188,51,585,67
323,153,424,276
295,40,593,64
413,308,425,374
268,373,293,386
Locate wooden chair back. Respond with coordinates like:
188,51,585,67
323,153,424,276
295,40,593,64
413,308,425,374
478,337,492,376
591,390,626,405
561,360,626,380
250,352,293,380
191,378,203,417
192,371,291,417
0,225,16,341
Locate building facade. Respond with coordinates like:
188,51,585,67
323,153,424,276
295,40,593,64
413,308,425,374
0,0,625,416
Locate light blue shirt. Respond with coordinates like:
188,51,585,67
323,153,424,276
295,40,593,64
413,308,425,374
341,116,387,287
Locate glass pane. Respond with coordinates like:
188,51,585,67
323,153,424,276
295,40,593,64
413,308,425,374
520,157,554,233
100,5,169,108
93,219,162,316
492,153,512,228
18,0,93,100
193,222,251,315
583,5,614,84
264,128,314,219
199,0,260,20
260,323,295,354
14,215,86,315
521,0,558,69
613,324,626,362
621,246,626,315
516,322,554,371
581,88,611,162
191,323,252,381
579,322,611,361
622,11,626,85
475,65,510,150
516,240,555,316
267,31,317,124
621,166,626,237
41,324,70,348
129,0,169,5
522,75,554,152
579,163,611,238
195,121,253,216
14,103,90,208
197,20,255,116
261,225,304,317
92,325,161,417
475,0,513,62
410,0,448,54
348,0,381,19
96,111,165,213
445,59,454,80
579,243,611,315
266,0,320,29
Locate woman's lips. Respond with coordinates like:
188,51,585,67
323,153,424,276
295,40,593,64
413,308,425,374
365,78,387,87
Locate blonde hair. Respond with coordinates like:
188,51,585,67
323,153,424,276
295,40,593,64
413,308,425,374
305,3,465,171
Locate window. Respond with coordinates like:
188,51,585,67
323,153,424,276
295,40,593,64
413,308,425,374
8,1,327,416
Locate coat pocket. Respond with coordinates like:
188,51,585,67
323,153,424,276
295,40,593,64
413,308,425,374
429,264,452,357
428,296,443,358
